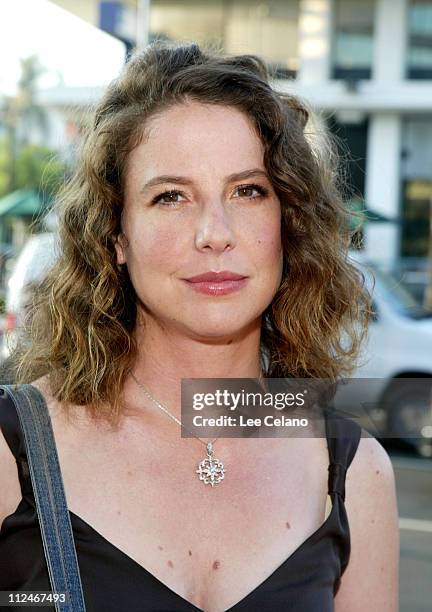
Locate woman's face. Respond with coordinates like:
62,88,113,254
116,100,283,340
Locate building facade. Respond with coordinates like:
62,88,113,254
50,0,432,264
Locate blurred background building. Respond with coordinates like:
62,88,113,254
47,0,432,271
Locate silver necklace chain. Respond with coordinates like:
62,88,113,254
128,368,267,487
128,368,218,448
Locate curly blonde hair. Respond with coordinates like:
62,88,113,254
13,41,371,425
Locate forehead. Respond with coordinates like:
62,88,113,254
127,101,265,178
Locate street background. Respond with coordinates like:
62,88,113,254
0,1,431,609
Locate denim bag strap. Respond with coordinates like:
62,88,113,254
0,384,86,612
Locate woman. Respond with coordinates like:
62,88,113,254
0,42,399,611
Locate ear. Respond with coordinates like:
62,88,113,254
114,232,128,265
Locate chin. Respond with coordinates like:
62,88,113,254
185,315,260,341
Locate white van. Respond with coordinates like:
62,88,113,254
1,232,58,359
334,254,432,456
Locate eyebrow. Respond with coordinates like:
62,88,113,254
139,168,270,193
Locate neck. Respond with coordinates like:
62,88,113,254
123,314,266,424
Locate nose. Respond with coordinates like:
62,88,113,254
195,203,236,253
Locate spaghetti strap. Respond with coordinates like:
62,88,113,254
323,407,362,502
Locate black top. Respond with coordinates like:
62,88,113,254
0,390,362,611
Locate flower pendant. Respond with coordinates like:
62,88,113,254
196,442,225,486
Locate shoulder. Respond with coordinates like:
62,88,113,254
31,375,53,402
347,431,396,493
30,375,68,422
345,432,398,534
335,431,399,611
0,376,80,436
30,376,104,437
344,432,399,538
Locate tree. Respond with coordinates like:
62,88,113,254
0,138,66,201
0,55,49,193
15,55,48,147
14,144,66,198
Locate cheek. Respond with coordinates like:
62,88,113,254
128,222,183,270
254,221,282,264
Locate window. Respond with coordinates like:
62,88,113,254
401,180,432,256
407,0,432,78
401,117,432,256
332,0,375,80
150,0,300,78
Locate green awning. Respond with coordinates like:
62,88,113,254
0,189,46,218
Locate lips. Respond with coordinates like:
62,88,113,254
181,270,249,296
184,270,247,283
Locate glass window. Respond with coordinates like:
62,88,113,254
407,0,432,78
332,0,375,80
150,0,299,78
401,180,432,257
401,117,432,256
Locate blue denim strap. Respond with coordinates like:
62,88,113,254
1,384,86,612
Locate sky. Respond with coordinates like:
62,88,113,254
0,0,126,96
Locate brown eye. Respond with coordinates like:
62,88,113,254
152,190,186,207
238,186,256,197
234,184,268,200
161,192,179,203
